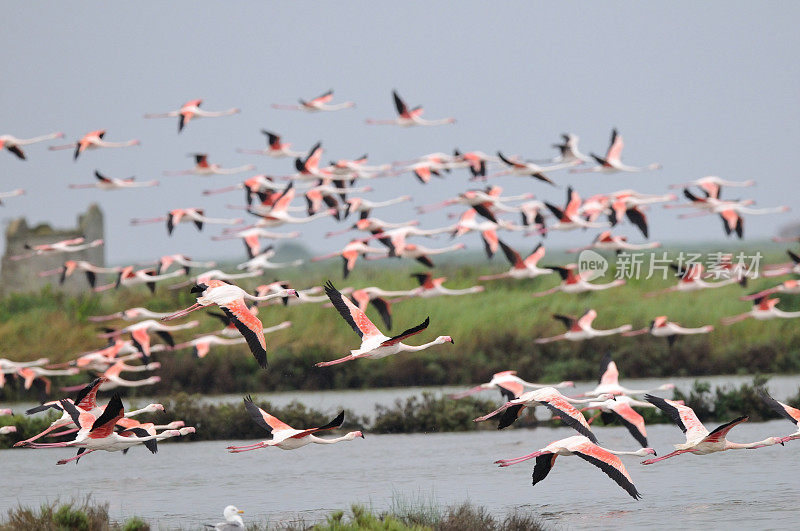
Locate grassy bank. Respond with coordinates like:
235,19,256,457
0,499,148,531
0,499,544,531
1,248,799,400
3,379,798,449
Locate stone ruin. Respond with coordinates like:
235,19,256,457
0,204,105,296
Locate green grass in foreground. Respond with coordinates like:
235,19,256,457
0,499,545,531
0,498,148,531
1,246,799,399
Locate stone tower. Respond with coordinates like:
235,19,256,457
1,204,105,296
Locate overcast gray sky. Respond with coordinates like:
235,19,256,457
2,2,798,263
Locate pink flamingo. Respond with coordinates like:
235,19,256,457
49,130,139,160
0,131,63,159
578,354,675,398
531,265,625,297
10,237,103,261
144,99,239,132
314,282,453,367
131,208,243,236
312,239,389,279
722,296,800,325
450,370,574,401
272,89,355,112
366,90,454,126
164,153,254,176
640,394,783,465
534,310,632,344
478,241,553,281
474,386,613,437
237,130,305,158
68,170,158,190
623,315,714,346
227,396,363,452
571,128,661,174
162,280,298,368
494,435,653,499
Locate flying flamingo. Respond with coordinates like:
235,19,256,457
213,228,301,260
721,296,800,325
311,239,389,279
83,361,162,391
144,99,239,132
571,129,661,174
37,260,121,289
623,316,714,346
758,389,800,444
450,371,574,401
272,89,355,112
16,366,80,402
761,250,800,278
640,395,783,465
406,272,484,298
314,281,453,367
93,266,187,293
568,231,660,254
531,265,625,297
343,195,412,219
131,208,243,236
325,217,419,239
0,426,17,436
162,280,298,368
247,183,336,228
174,322,292,359
473,386,613,436
254,284,328,307
417,186,533,216
236,247,303,272
329,155,390,179
644,263,743,297
578,395,657,447
16,378,166,447
544,187,611,232
573,354,675,399
68,170,158,190
478,241,553,281
152,254,217,274
164,154,254,176
100,319,200,358
237,130,305,158
493,435,653,499
741,279,800,301
389,240,466,268
204,175,282,206
493,152,577,184
452,149,501,179
447,209,523,258
366,90,455,126
10,237,103,261
49,130,140,160
1,131,64,159
27,395,193,465
534,310,632,344
544,133,592,164
669,175,755,191
227,396,363,452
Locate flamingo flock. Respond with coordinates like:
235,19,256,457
1,84,799,509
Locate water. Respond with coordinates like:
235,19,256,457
2,420,798,530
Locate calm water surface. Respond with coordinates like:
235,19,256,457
2,421,799,530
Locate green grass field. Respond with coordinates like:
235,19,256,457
1,243,798,398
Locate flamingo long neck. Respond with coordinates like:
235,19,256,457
725,438,779,450
398,339,445,352
309,434,353,444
